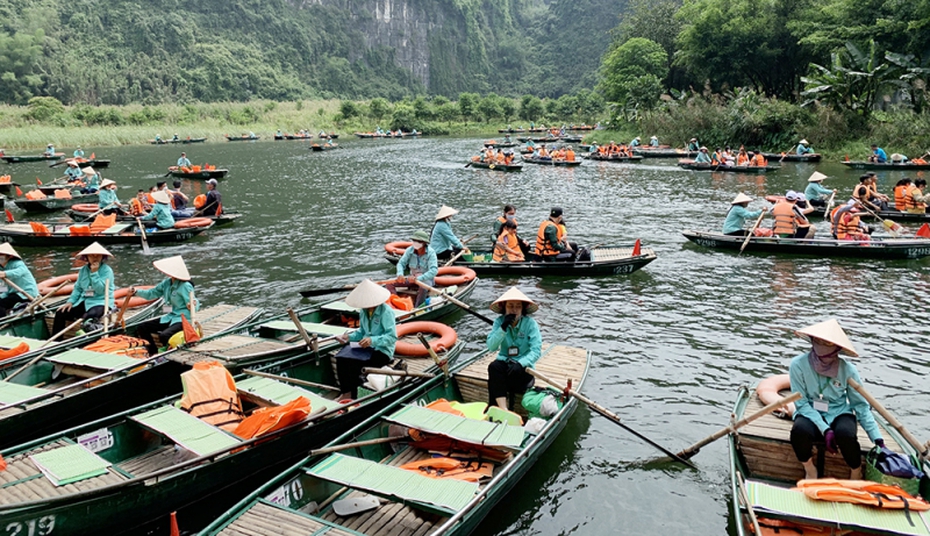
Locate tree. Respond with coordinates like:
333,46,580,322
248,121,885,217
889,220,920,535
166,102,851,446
598,38,668,110
458,92,480,123
412,96,433,120
616,0,687,88
25,96,64,122
435,102,459,124
391,103,416,130
519,95,544,122
368,98,391,123
477,94,503,123
500,99,516,122
0,30,45,105
339,100,360,120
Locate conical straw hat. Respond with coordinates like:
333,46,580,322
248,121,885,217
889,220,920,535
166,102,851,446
152,190,171,204
0,243,22,259
345,279,391,309
799,139,809,145
490,286,538,314
99,179,116,188
731,193,753,205
435,205,459,221
795,318,858,357
808,172,828,183
81,167,96,175
153,255,191,281
78,242,113,258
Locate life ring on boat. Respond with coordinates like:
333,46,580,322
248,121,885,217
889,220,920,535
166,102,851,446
434,266,476,287
114,286,157,308
71,203,99,213
0,341,30,362
385,241,411,256
37,273,79,296
174,217,212,229
394,321,457,356
756,374,795,418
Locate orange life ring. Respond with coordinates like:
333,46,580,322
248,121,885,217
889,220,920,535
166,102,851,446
385,241,412,256
434,266,476,287
174,217,212,229
114,286,157,308
0,341,30,362
37,273,79,296
756,374,795,418
394,321,457,356
71,203,99,213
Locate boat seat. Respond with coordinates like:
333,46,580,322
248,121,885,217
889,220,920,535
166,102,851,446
306,453,478,515
320,301,359,314
258,320,352,337
101,223,133,234
0,333,44,350
130,405,240,457
237,376,339,413
53,226,74,235
0,381,47,405
383,405,525,449
29,443,112,485
46,348,140,375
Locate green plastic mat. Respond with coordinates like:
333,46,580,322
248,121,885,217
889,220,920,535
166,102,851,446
384,405,525,449
320,301,358,313
101,223,133,234
237,376,338,413
0,334,43,349
307,453,477,514
747,480,930,536
131,405,241,456
46,348,138,371
29,444,111,486
259,320,351,336
0,381,47,405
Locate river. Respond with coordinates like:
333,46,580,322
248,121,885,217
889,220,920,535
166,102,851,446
7,138,930,535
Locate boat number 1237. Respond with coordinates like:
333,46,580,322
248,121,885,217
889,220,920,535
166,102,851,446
6,517,55,536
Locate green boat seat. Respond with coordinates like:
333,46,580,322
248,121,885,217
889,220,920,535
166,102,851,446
320,301,359,314
237,376,339,413
130,405,240,457
101,223,133,234
0,381,47,405
307,453,478,514
258,320,353,337
46,348,140,372
0,333,45,350
384,405,525,449
29,443,111,486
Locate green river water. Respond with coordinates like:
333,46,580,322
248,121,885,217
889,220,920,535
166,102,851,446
5,138,929,535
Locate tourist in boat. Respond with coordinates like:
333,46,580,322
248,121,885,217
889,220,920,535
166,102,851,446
868,174,890,209
98,179,127,215
736,147,750,166
177,152,192,168
154,134,162,143
334,279,397,400
694,147,712,164
853,175,887,211
629,136,641,147
389,230,437,307
80,167,100,194
129,189,151,216
905,178,930,213
535,207,574,261
893,178,912,211
430,205,469,261
52,242,115,334
688,138,700,151
793,194,816,238
565,146,576,162
73,146,84,158
325,136,335,146
796,139,814,155
130,256,199,355
868,144,888,163
493,220,525,262
492,205,530,255
788,318,883,480
649,135,660,147
64,160,83,183
169,180,194,218
772,193,800,238
139,190,176,229
276,130,283,138
832,201,870,241
172,133,180,142
749,151,767,167
804,172,835,207
44,144,55,157
0,243,38,318
486,286,542,410
722,193,767,236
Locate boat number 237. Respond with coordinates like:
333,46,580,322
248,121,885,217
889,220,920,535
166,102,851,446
5,516,55,536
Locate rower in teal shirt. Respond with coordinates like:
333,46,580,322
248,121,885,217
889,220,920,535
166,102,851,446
391,229,437,307
141,190,176,229
44,144,55,157
81,167,100,193
177,153,192,167
796,139,814,155
694,147,712,163
722,193,765,235
486,287,543,410
97,180,122,212
131,255,199,354
73,147,84,158
335,279,397,399
804,172,834,206
430,205,468,259
52,242,115,334
0,243,38,316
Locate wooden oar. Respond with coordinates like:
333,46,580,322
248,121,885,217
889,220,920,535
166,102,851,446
442,234,478,267
413,280,494,325
361,367,435,379
286,306,317,350
1,276,35,301
102,279,110,332
857,204,905,237
823,192,836,221
847,378,929,460
299,278,394,298
418,332,449,377
739,209,768,255
4,317,84,382
78,202,118,223
135,217,152,254
243,368,340,392
526,367,696,468
309,436,407,457
115,288,135,329
0,280,69,331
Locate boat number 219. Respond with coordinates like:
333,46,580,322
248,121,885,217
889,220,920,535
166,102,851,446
6,516,55,536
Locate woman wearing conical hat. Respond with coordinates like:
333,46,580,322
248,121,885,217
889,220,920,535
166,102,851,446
0,243,38,318
97,179,127,215
429,205,469,261
789,319,883,481
52,242,115,334
388,230,437,308
139,190,176,230
130,256,199,355
334,279,397,400
723,193,767,237
804,172,835,207
486,287,542,410
80,166,100,194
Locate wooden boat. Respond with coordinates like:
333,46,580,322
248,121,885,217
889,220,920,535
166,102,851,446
497,127,525,133
561,135,583,143
167,166,229,180
633,148,697,158
760,152,822,162
467,160,523,171
51,158,111,169
682,229,930,259
1,153,64,164
678,160,779,172
0,181,22,197
0,337,461,536
199,343,589,536
730,382,929,536
568,124,595,131
355,132,386,139
516,136,559,143
484,141,517,148
0,303,263,448
13,192,99,212
842,161,930,170
225,135,260,142
274,134,312,141
0,220,213,247
522,156,582,167
763,195,930,223
310,143,338,151
65,207,243,226
150,138,208,145
587,153,644,163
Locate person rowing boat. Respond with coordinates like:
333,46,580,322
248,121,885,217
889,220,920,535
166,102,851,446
0,243,38,317
722,193,767,236
130,255,199,354
334,279,397,400
430,205,469,261
388,229,437,307
804,172,835,207
486,286,542,411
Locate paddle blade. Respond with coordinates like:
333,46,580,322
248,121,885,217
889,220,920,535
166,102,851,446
883,219,904,236
181,315,201,343
632,239,641,256
4,210,13,223
917,223,930,238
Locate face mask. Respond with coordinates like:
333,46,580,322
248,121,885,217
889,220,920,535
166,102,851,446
505,214,515,221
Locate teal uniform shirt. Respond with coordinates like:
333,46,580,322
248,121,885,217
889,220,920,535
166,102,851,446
73,149,84,158
722,205,762,234
805,182,832,200
430,220,463,253
84,173,100,190
45,147,55,156
688,141,700,151
177,157,192,167
348,303,396,358
694,151,712,163
396,245,437,284
486,315,542,368
135,278,198,325
796,144,814,155
65,167,82,180
98,188,120,209
68,263,115,309
1,259,38,300
141,203,175,229
789,352,883,442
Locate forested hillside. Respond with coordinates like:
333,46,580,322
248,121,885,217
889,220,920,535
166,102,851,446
0,0,619,105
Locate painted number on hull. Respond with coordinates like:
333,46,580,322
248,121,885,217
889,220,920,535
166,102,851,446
694,238,718,248
267,479,304,507
907,248,930,258
6,516,56,536
612,264,635,274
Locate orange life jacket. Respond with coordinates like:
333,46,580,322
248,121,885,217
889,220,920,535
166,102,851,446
750,154,766,166
894,185,908,210
493,231,525,262
836,212,862,239
772,201,797,235
398,457,494,482
179,361,244,432
193,194,207,209
232,396,311,440
129,198,147,216
535,220,564,257
905,185,926,211
565,149,575,162
737,153,749,166
796,478,930,511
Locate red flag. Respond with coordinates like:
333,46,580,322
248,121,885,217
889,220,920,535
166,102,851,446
90,152,95,159
632,239,642,256
4,210,13,223
36,177,42,185
14,186,22,197
0,453,6,471
917,223,930,238
181,315,201,343
845,154,850,162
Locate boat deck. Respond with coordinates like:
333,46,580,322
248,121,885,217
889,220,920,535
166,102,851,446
738,390,905,482
591,246,656,261
197,305,263,338
168,334,298,366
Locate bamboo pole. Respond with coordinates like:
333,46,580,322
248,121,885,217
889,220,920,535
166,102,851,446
242,368,340,392
847,378,928,459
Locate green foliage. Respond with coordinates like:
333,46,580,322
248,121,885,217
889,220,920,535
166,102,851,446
519,95,544,122
0,30,44,105
368,98,391,122
390,103,417,131
339,101,361,120
801,41,903,119
25,96,64,122
598,38,668,110
477,94,503,122
458,92,479,123
615,0,687,88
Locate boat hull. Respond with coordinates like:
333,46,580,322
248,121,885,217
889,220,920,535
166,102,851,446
1,153,64,163
522,157,582,167
678,162,778,172
683,230,930,259
760,152,822,162
842,161,930,170
468,161,523,171
13,193,99,212
169,169,229,180
0,222,212,246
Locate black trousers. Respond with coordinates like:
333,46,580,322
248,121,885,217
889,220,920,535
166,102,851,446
52,303,106,333
135,318,183,353
809,198,826,207
0,294,28,318
725,229,750,236
336,347,391,399
487,359,534,405
790,413,862,468
435,247,462,261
